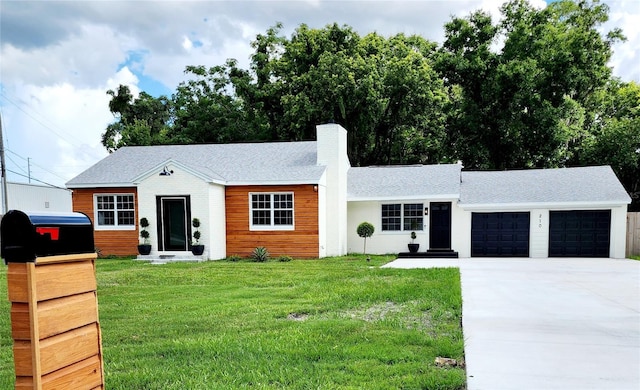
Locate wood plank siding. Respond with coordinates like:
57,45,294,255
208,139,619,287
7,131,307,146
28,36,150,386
71,188,139,256
226,185,319,258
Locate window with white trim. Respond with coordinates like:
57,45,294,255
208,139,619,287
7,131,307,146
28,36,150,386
250,192,294,230
94,194,135,230
381,203,424,231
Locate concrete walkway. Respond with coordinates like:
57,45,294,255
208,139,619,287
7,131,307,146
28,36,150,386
382,258,640,390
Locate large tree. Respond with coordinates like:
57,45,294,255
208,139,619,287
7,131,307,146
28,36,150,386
204,23,450,166
578,80,640,210
102,85,172,152
436,0,624,170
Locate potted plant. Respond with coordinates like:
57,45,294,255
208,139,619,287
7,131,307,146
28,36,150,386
408,231,420,253
191,217,205,255
138,217,151,255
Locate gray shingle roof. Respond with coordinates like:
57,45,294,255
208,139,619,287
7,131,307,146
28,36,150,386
66,141,325,187
347,164,462,200
460,166,631,206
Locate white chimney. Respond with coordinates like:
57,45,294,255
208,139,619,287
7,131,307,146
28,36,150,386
316,123,350,257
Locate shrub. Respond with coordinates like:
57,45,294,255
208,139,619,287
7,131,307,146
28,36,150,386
226,255,242,262
277,255,293,262
252,247,270,262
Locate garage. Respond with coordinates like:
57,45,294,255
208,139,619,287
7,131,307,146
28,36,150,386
471,212,530,257
549,210,611,257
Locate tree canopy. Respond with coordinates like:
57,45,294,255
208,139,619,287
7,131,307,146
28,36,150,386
102,0,639,210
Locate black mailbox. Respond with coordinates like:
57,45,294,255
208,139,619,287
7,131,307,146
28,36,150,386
1,210,94,263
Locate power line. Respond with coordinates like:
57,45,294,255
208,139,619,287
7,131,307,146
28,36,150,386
0,91,86,149
6,169,68,190
5,153,28,176
6,148,69,182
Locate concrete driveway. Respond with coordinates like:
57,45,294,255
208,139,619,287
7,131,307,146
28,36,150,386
383,258,640,390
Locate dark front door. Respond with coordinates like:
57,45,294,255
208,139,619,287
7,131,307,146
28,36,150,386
157,196,191,251
430,202,451,250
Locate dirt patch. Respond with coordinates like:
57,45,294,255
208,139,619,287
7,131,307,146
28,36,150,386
287,312,309,321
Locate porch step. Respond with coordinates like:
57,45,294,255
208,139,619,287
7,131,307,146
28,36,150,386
397,250,459,259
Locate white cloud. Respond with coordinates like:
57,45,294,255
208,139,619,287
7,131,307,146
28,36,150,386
0,0,639,190
606,1,640,81
1,67,139,186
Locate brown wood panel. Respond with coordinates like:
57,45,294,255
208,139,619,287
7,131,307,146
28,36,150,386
226,185,319,258
41,355,104,390
72,188,139,256
14,324,100,376
7,262,28,303
7,261,96,303
10,303,29,340
39,293,98,340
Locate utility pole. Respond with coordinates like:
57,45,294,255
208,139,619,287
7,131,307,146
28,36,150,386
28,157,31,183
0,114,8,214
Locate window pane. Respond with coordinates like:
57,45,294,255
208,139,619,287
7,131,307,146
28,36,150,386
252,194,271,209
253,210,271,225
117,195,134,210
273,194,293,209
96,196,114,210
274,210,293,225
118,210,135,226
404,203,423,231
98,211,114,226
382,204,401,231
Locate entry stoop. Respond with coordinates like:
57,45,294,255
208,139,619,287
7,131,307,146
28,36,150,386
398,249,459,258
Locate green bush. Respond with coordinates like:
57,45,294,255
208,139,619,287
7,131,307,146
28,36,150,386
277,255,293,262
226,255,242,262
252,247,270,262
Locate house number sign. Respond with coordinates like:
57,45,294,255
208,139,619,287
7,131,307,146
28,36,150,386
538,213,543,228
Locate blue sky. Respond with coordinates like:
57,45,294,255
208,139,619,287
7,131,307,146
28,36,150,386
1,0,638,187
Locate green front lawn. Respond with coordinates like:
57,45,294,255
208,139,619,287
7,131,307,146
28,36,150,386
0,255,465,389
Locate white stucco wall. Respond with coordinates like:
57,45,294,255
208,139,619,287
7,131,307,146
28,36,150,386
610,205,628,258
317,172,327,258
136,163,222,259
207,183,227,260
317,124,349,256
347,199,462,255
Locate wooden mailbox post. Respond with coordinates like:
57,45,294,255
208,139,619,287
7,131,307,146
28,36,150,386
2,211,104,390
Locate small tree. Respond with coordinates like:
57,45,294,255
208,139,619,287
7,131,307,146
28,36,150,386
192,218,201,245
140,217,150,244
357,222,375,254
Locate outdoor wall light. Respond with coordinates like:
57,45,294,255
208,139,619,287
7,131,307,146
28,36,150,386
159,166,174,176
313,185,318,192
424,207,429,215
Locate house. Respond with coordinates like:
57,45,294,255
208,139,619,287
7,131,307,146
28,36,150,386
66,124,631,259
1,182,72,214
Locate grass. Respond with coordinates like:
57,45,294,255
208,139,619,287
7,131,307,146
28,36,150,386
0,254,466,389
629,255,640,261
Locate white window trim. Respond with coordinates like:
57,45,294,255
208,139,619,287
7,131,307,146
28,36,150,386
249,192,295,231
381,203,425,233
93,193,136,231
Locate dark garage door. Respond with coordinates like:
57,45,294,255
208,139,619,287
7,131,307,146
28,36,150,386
472,212,530,257
549,210,611,257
